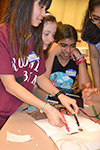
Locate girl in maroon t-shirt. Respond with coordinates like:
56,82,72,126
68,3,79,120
0,0,78,129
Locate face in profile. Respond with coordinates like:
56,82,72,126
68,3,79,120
42,21,57,50
31,0,46,27
90,5,100,29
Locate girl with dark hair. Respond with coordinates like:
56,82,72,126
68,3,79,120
0,0,78,129
81,0,100,104
81,0,100,88
45,24,91,91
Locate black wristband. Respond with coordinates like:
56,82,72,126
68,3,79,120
55,90,66,100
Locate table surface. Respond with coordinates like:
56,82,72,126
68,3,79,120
0,87,100,150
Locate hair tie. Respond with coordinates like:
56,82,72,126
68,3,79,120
45,13,52,16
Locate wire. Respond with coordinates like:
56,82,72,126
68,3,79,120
89,113,100,118
79,108,100,123
58,106,100,123
92,105,100,119
59,106,100,123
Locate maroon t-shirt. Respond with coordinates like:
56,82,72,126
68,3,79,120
0,23,46,127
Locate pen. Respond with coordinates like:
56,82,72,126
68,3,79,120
73,114,80,126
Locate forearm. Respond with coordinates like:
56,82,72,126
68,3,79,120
91,58,100,88
44,52,55,79
78,62,92,91
71,48,91,90
44,43,61,79
37,74,78,114
89,45,100,88
37,74,59,96
0,75,46,110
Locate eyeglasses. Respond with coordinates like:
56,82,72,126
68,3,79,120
89,13,100,24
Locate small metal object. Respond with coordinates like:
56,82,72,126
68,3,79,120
78,127,83,132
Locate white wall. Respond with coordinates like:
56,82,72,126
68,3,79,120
48,0,89,30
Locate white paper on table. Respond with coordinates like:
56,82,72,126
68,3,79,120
34,115,79,136
51,132,89,150
34,119,62,136
34,115,100,150
34,115,95,136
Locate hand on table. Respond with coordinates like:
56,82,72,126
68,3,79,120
45,105,66,127
58,94,79,115
44,94,79,127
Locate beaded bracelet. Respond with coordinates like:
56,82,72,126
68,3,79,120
75,59,86,65
76,55,84,61
75,58,86,65
40,102,53,113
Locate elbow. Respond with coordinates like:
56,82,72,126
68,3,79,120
79,81,92,92
79,84,86,92
4,82,15,94
0,75,16,94
4,84,12,93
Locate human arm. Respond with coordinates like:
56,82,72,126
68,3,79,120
44,42,61,79
37,74,79,114
0,74,78,127
89,45,100,88
71,48,92,91
0,75,47,111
